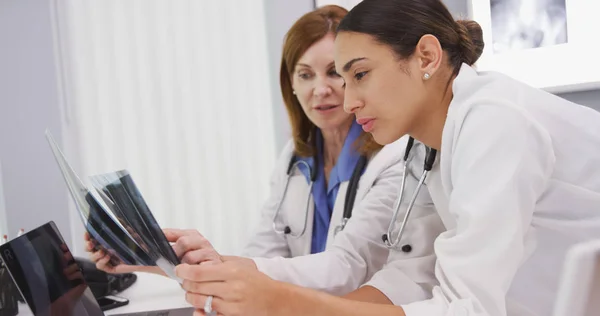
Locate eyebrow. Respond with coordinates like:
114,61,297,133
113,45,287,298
342,57,366,72
296,61,336,70
296,63,311,69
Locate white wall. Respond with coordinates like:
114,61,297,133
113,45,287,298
0,160,7,237
556,89,600,112
0,0,71,243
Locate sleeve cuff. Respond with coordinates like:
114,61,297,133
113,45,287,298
401,299,444,316
363,269,432,306
252,257,285,280
251,257,298,284
400,287,475,316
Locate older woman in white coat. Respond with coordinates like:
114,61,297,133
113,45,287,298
174,0,600,315
86,4,444,303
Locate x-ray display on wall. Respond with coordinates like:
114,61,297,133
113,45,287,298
490,0,568,53
315,0,362,10
469,0,600,93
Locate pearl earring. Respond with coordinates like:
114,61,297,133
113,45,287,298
423,73,431,80
293,90,296,95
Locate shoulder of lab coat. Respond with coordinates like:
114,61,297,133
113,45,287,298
402,64,556,316
241,140,295,258
253,136,443,297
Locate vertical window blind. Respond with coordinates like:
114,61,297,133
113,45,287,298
52,0,276,255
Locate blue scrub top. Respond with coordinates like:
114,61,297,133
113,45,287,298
295,121,363,254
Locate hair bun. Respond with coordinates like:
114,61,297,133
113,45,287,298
456,20,484,66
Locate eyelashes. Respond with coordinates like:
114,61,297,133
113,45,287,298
342,70,369,89
355,71,368,81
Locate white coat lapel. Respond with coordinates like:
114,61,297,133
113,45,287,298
429,107,458,230
424,165,453,230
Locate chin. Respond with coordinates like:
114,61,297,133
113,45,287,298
370,131,394,145
371,128,405,145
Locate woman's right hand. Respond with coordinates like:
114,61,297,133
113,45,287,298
83,232,163,275
165,228,257,270
163,228,224,265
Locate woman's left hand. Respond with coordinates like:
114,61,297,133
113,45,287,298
176,261,288,316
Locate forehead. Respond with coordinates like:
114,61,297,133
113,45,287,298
334,32,391,69
297,34,335,67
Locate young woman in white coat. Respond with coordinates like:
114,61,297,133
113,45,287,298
86,4,443,302
240,5,441,299
174,0,600,315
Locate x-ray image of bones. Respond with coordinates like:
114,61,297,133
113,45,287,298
490,0,568,53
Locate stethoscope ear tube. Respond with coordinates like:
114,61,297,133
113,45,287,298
424,148,437,171
383,138,437,249
383,162,410,247
343,156,368,220
273,159,314,238
404,137,415,161
388,169,429,247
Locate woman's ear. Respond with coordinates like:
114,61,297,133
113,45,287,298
414,34,444,80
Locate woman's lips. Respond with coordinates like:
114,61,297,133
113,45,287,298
356,117,376,132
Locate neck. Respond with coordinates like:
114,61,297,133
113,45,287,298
410,73,455,150
321,119,352,166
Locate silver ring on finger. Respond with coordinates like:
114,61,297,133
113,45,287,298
204,295,216,316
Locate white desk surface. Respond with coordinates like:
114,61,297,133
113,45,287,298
105,272,191,315
16,272,192,315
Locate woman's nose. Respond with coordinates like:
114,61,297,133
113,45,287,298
344,99,361,114
343,90,362,114
313,84,332,97
312,76,334,97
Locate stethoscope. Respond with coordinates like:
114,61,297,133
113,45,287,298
272,154,368,238
382,137,437,249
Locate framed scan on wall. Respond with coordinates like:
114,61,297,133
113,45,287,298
468,0,600,93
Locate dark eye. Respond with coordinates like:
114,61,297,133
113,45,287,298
298,73,312,80
355,71,368,81
328,69,341,77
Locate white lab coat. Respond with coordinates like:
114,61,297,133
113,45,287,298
394,64,600,316
242,139,351,258
245,137,445,299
